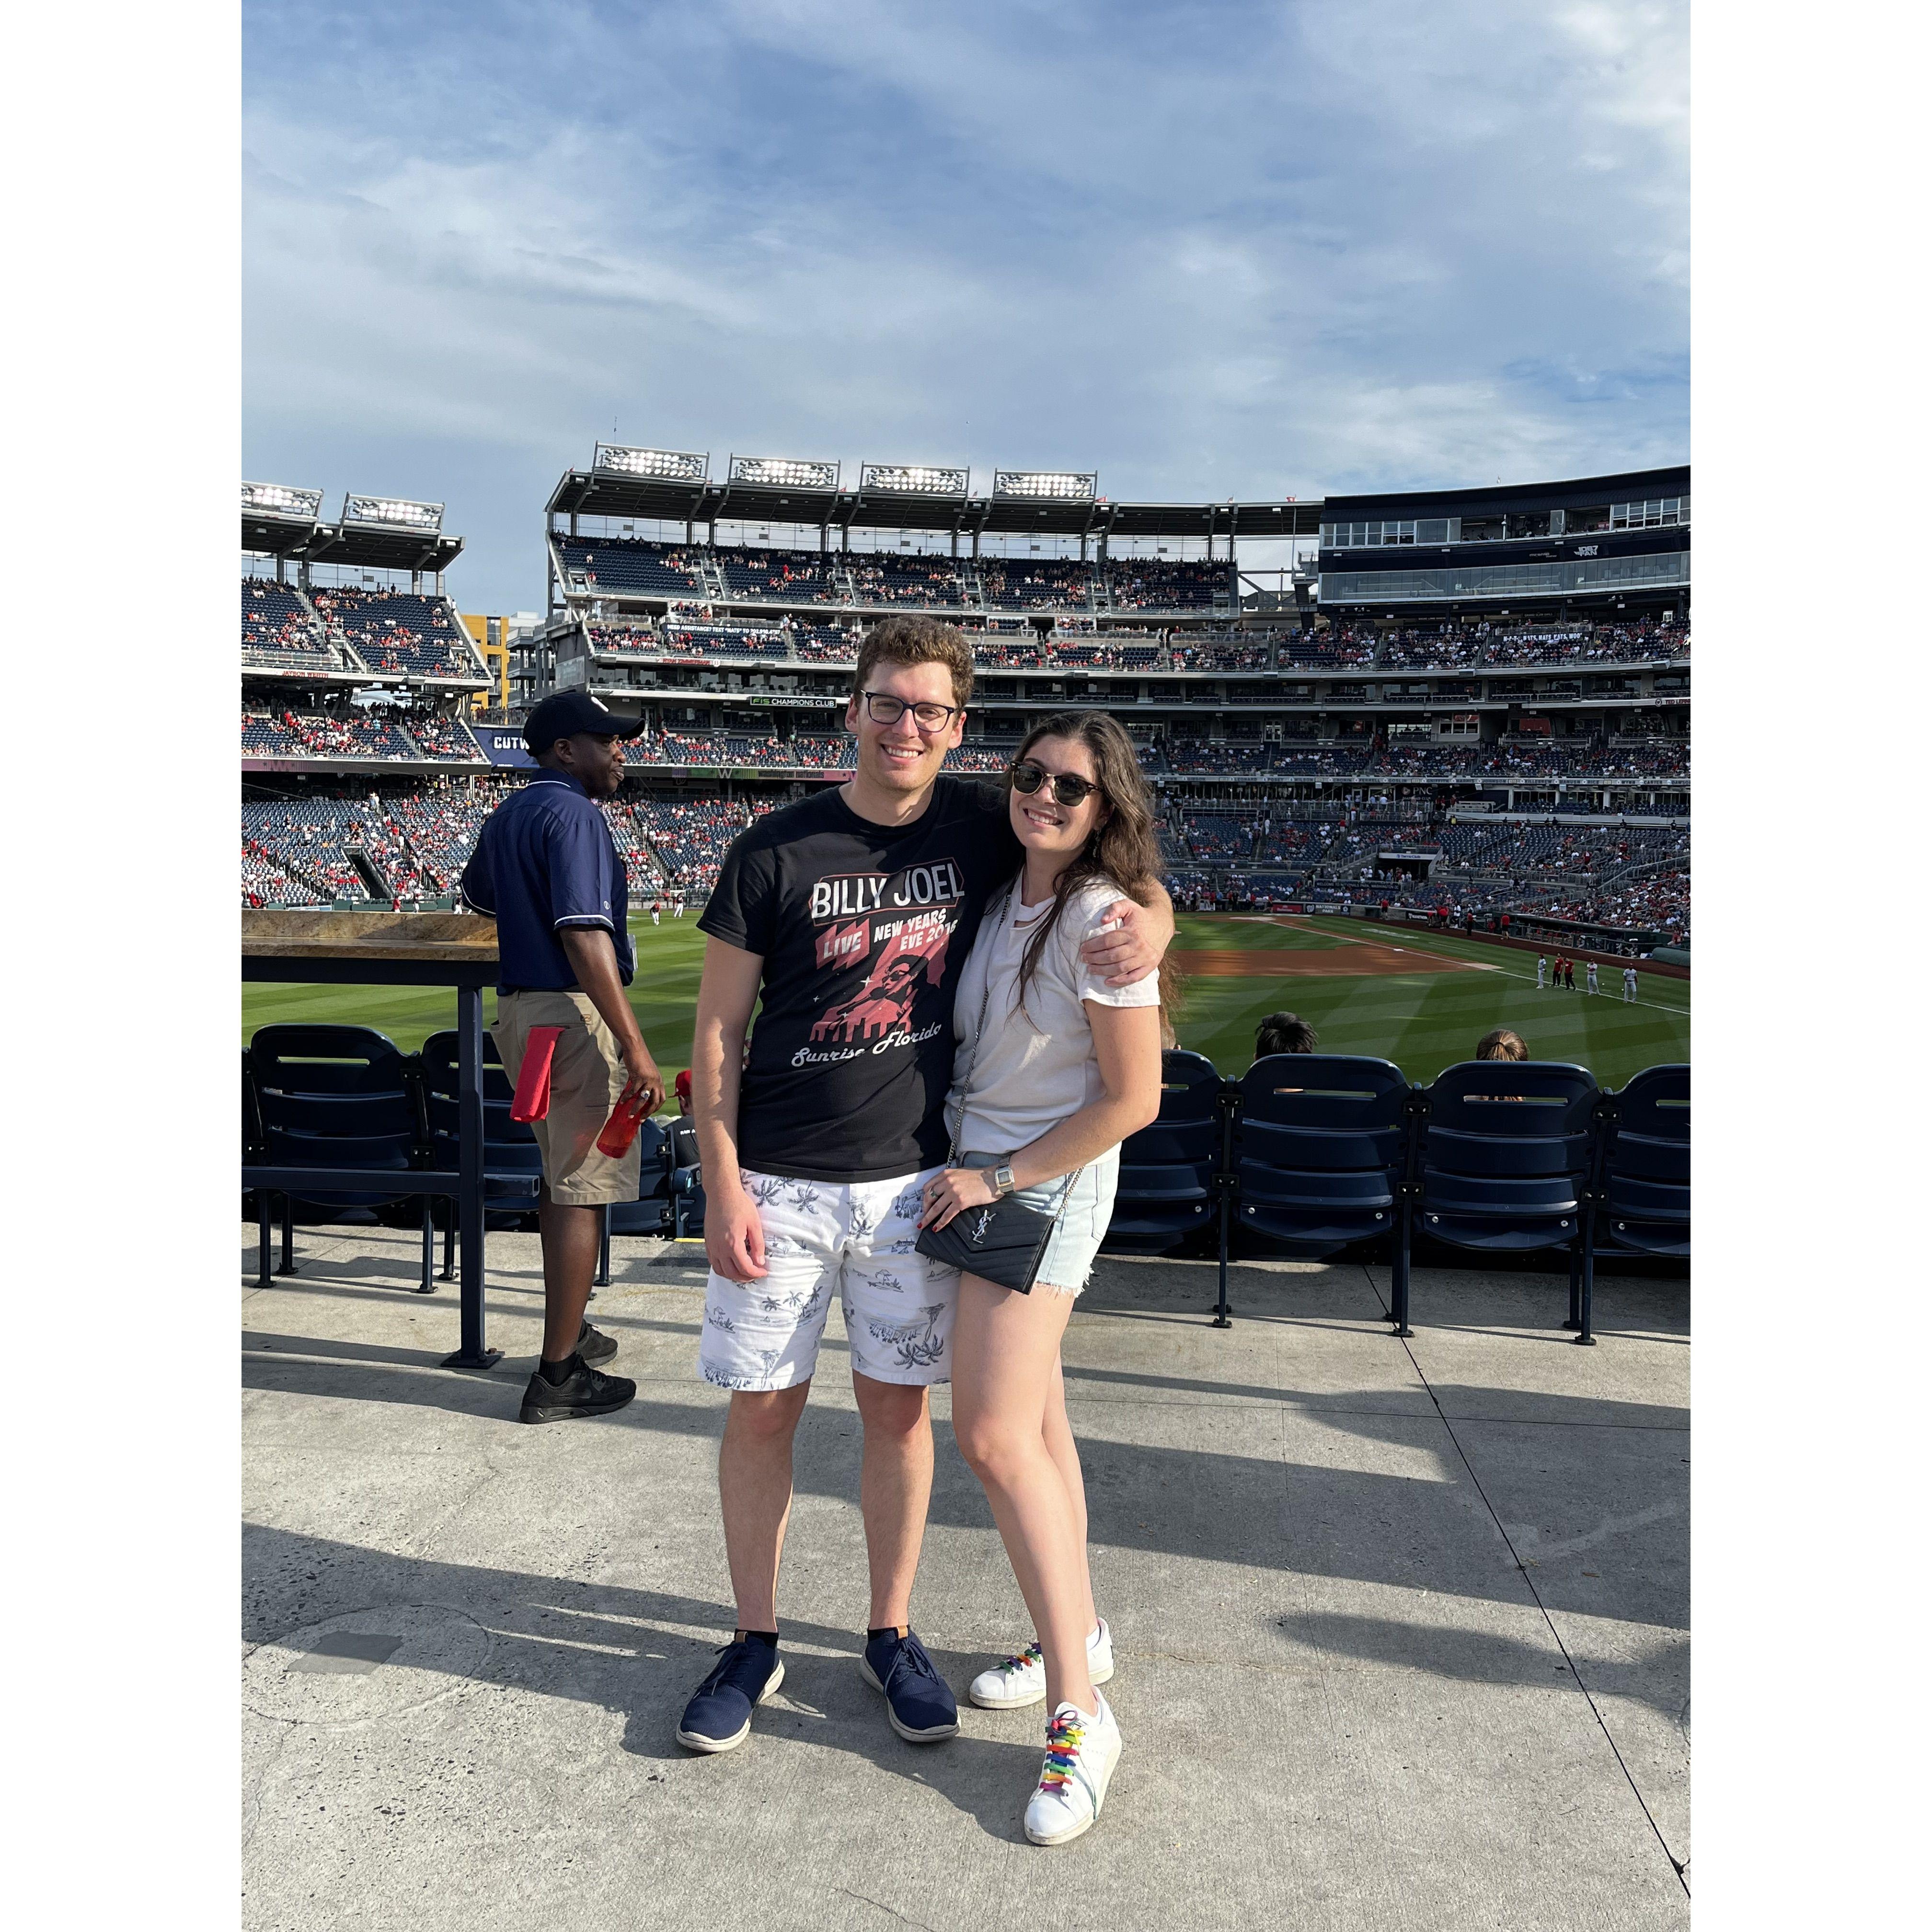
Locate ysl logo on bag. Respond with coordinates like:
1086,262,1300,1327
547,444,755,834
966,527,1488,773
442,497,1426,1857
970,1207,995,1244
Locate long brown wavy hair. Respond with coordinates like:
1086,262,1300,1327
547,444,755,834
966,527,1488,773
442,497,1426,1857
1004,710,1179,1021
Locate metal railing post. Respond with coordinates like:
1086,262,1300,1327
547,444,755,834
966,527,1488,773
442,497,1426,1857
443,982,501,1369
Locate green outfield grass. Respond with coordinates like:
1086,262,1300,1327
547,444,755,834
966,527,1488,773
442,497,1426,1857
241,910,1688,1088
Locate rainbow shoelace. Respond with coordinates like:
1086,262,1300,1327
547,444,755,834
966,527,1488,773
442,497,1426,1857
1000,1642,1043,1676
1037,1710,1086,1794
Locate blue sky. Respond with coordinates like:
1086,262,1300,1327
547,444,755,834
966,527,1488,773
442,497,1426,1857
243,0,1688,612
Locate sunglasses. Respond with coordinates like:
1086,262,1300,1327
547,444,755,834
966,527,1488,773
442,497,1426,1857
1010,759,1104,808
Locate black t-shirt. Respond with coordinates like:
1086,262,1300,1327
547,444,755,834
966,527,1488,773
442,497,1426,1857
698,776,1023,1181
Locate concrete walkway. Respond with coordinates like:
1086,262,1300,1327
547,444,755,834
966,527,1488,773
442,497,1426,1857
242,1227,1689,1932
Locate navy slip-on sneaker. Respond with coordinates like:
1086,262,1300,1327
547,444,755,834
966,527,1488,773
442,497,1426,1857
860,1629,959,1743
676,1639,785,1754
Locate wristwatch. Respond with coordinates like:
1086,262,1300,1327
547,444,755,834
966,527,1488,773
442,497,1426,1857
990,1164,1016,1198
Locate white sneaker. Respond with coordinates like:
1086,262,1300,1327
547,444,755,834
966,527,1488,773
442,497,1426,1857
969,1619,1114,1710
1024,1694,1122,1846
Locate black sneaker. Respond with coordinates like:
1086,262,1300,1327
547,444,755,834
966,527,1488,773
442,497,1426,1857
518,1356,636,1424
577,1321,618,1366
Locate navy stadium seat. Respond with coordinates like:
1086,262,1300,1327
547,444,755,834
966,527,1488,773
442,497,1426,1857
1233,1053,1413,1322
1412,1059,1601,1341
247,1024,432,1291
419,1030,545,1276
1103,1049,1224,1256
667,1115,705,1238
1595,1064,1689,1261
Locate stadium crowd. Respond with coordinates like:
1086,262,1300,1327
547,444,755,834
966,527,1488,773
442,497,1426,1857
309,586,489,681
241,707,483,763
242,582,333,665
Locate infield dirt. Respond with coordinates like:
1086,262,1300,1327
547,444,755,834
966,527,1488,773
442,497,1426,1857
1168,945,1484,978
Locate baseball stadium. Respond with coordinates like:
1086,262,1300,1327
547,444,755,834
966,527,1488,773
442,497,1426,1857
240,448,1693,1924
241,451,1690,1087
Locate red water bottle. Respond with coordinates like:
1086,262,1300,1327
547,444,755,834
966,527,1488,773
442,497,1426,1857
596,1086,654,1157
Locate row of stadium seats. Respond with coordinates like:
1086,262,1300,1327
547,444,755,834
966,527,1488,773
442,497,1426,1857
243,1026,704,1293
1367,620,1688,670
546,729,1688,783
574,618,1682,677
242,774,1690,935
557,537,1227,612
307,588,489,681
242,583,335,668
242,708,486,764
245,1026,1687,1343
243,580,490,681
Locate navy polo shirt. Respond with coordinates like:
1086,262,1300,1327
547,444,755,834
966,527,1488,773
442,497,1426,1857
460,770,634,991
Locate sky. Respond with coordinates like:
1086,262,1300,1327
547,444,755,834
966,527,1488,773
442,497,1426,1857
242,0,1689,613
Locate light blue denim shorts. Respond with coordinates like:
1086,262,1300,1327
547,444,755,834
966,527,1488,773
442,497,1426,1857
957,1147,1119,1297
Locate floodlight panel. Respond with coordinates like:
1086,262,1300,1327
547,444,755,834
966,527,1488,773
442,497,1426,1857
993,470,1098,501
595,443,708,483
242,481,323,520
861,463,969,496
729,455,840,490
343,493,445,531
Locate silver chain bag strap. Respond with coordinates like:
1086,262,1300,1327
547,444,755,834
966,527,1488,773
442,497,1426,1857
915,883,1083,1295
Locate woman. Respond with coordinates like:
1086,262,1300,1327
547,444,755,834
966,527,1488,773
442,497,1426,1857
920,711,1171,1846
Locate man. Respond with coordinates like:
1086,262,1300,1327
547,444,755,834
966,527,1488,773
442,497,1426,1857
460,690,665,1425
1563,956,1577,991
674,614,1171,1756
1585,959,1599,995
1536,954,1548,989
1623,963,1639,1003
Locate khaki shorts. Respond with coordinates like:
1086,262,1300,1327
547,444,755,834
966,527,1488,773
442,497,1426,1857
492,989,642,1207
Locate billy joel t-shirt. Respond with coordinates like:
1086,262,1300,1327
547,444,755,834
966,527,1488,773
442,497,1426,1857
698,776,1024,1182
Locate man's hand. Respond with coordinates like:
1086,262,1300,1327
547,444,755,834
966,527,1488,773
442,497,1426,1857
705,1179,769,1282
1079,893,1175,988
619,1037,665,1116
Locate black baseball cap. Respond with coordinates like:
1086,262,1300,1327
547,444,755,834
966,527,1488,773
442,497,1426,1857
522,690,648,752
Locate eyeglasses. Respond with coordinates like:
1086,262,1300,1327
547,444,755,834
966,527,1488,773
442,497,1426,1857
857,690,960,733
1010,759,1103,807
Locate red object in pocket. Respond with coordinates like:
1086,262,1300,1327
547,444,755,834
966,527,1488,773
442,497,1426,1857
508,1026,565,1122
595,1087,653,1158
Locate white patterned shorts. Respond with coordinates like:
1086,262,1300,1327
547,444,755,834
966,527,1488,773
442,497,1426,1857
699,1166,960,1392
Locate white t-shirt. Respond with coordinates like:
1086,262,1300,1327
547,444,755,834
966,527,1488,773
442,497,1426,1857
946,875,1162,1162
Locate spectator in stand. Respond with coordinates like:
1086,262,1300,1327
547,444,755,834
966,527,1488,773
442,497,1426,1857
1254,1012,1318,1057
1475,1028,1528,1061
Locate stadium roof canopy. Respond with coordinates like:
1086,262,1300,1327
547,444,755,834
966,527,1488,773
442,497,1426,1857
1321,465,1690,523
241,483,464,574
546,451,1321,541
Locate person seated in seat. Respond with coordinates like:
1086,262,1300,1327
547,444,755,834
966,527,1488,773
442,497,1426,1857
1254,1011,1318,1060
1475,1028,1528,1061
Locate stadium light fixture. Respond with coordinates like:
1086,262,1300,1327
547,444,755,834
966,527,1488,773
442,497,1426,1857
342,493,445,532
993,470,1098,501
594,443,708,483
242,481,323,521
729,455,840,490
861,463,969,497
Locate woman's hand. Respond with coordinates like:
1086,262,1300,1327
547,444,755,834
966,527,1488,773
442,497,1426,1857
920,1165,1000,1231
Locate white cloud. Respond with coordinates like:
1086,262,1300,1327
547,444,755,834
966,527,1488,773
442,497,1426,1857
243,0,1687,607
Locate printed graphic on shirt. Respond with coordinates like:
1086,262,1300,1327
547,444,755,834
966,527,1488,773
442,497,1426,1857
805,861,964,1046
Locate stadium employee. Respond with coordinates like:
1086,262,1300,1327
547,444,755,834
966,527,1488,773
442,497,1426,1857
460,690,665,1426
